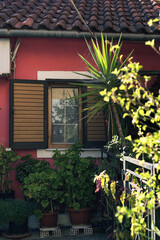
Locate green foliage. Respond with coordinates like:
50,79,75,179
0,145,20,192
0,199,8,226
73,34,132,141
94,171,130,240
100,57,160,162
52,142,96,210
95,169,155,239
23,161,63,219
97,136,133,181
0,199,35,225
97,136,122,181
99,39,160,238
116,172,156,239
16,154,49,185
104,135,123,155
145,18,160,55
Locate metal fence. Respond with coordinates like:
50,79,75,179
121,156,159,240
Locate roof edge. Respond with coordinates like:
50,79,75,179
0,29,160,41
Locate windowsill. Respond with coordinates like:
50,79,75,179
37,148,106,158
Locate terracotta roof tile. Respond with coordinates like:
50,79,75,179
39,18,52,29
28,13,38,20
72,19,82,30
0,0,159,34
12,12,23,20
22,17,34,28
6,17,19,28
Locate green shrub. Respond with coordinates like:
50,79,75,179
23,164,63,219
16,154,49,185
0,145,19,193
52,142,96,210
0,199,35,224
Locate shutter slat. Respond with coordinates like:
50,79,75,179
14,87,43,91
88,137,105,140
14,94,43,99
14,135,44,138
14,130,44,134
14,115,43,119
14,98,43,103
14,122,44,127
13,138,44,142
14,102,44,107
15,111,43,115
14,119,44,123
87,126,105,130
14,106,43,111
14,126,43,131
14,83,43,88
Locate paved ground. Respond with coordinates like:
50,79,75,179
0,227,108,240
0,213,108,239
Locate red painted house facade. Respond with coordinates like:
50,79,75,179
0,0,160,197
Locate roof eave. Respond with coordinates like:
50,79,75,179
0,29,160,41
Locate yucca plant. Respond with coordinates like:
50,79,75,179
73,34,133,143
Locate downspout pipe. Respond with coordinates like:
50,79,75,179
0,29,160,41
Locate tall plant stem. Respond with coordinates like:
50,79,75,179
51,200,53,213
70,0,95,39
111,100,125,146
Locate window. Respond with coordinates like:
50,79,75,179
48,85,82,148
10,79,106,150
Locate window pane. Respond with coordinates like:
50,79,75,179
52,125,64,143
52,106,64,124
52,87,79,144
66,88,78,105
52,89,66,100
66,125,78,142
66,106,78,124
65,88,78,100
52,99,61,105
66,98,78,106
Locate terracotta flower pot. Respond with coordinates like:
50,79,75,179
0,190,15,200
68,208,92,226
40,212,58,228
2,218,31,239
8,219,28,235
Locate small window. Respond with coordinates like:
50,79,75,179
48,85,82,148
10,79,106,150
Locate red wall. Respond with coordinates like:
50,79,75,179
0,37,160,198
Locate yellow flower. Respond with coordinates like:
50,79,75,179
99,89,107,96
148,19,153,27
145,39,155,48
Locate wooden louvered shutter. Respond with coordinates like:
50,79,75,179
9,79,48,149
83,87,106,148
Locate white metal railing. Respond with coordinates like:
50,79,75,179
121,156,159,240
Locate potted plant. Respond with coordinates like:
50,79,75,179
16,154,49,185
0,145,20,199
52,142,96,226
23,163,63,228
0,198,8,228
1,199,35,238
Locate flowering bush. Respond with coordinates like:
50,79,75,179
94,171,130,239
99,47,160,239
